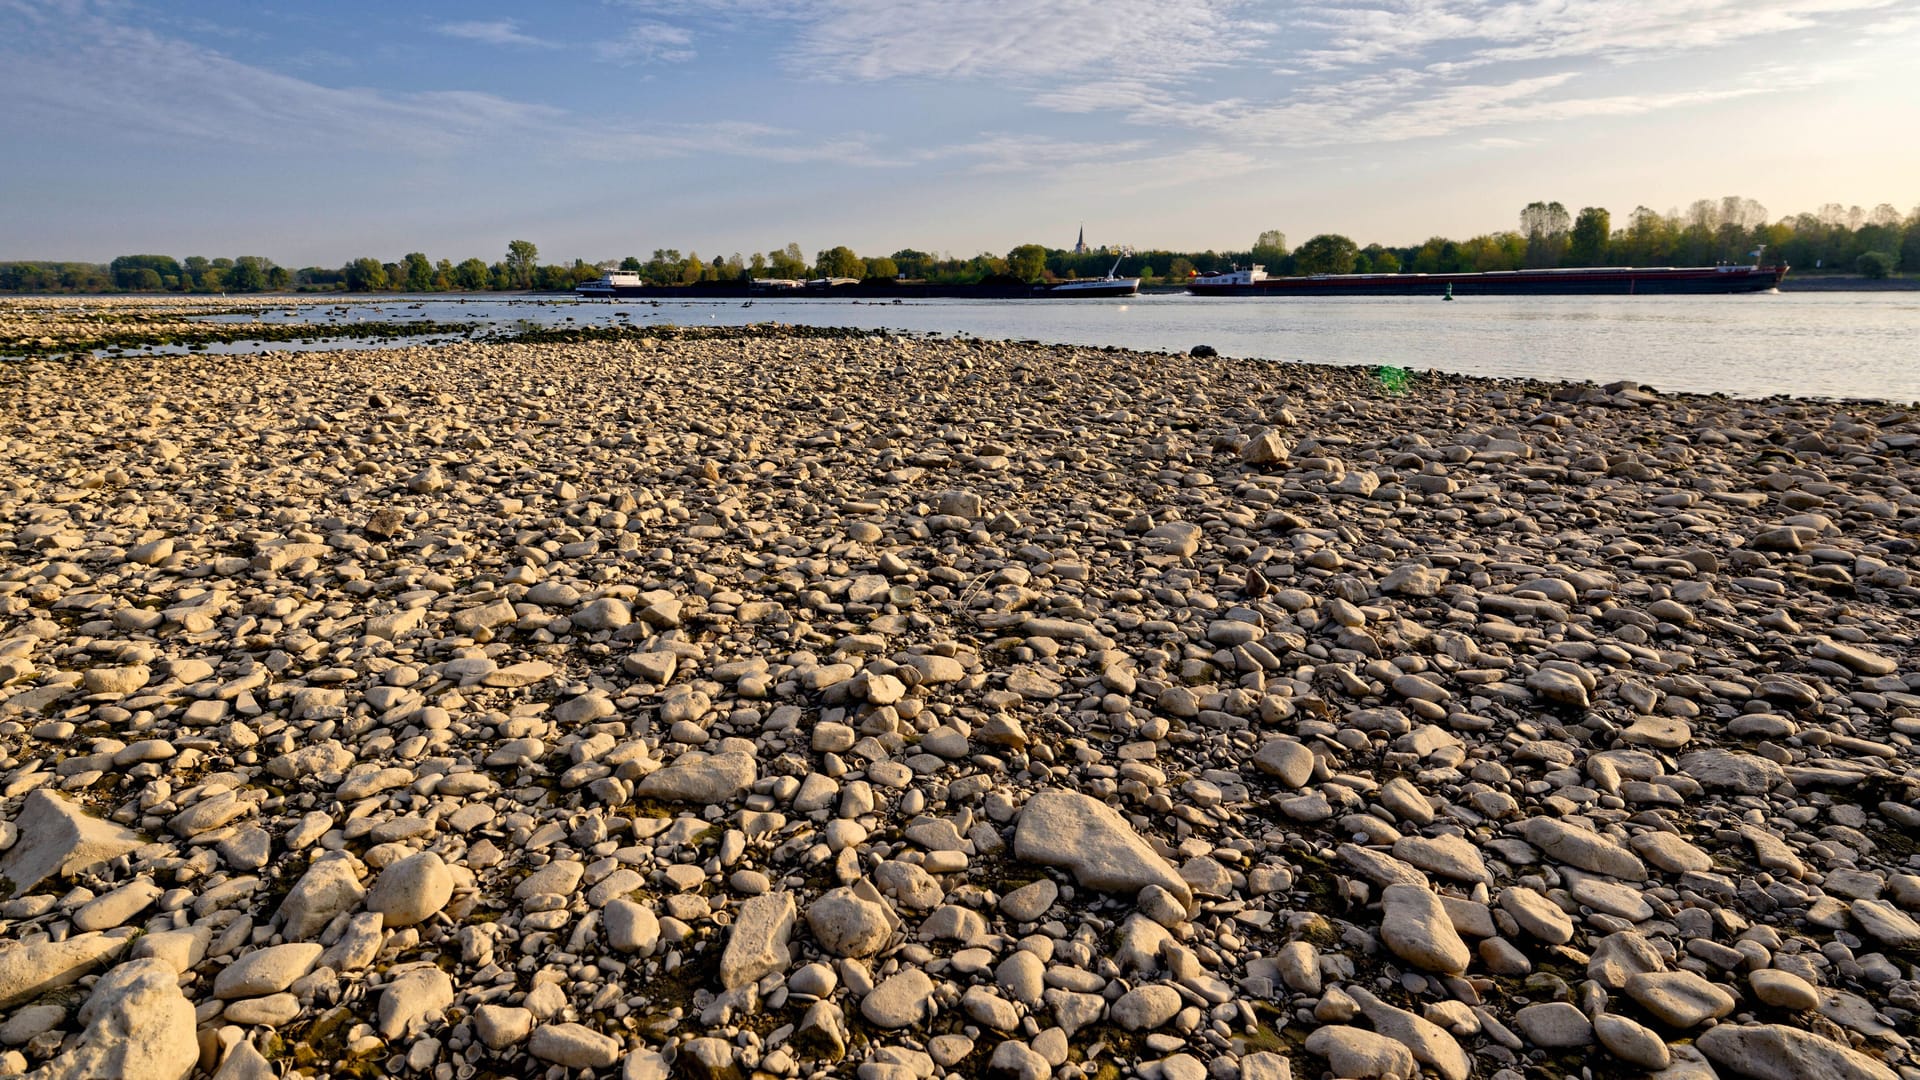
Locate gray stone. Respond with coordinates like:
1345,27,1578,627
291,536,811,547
1513,1002,1593,1047
213,943,323,1000
0,790,144,898
861,969,935,1029
1679,749,1787,794
1749,968,1818,1010
529,1022,621,1068
1380,883,1470,974
1595,1013,1670,1070
719,891,794,989
1625,970,1736,1028
1111,985,1182,1031
1696,1023,1897,1080
0,933,128,1008
1013,789,1191,905
1304,1025,1417,1079
278,853,366,939
634,751,757,804
27,958,196,1080
807,886,893,958
1523,817,1647,880
1350,986,1470,1080
376,965,453,1039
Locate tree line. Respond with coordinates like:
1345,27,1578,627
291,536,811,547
4,197,1916,294
1260,198,1920,280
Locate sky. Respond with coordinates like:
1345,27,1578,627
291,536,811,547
3,0,1917,267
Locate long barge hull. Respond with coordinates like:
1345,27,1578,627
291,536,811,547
578,281,1137,300
1188,266,1788,297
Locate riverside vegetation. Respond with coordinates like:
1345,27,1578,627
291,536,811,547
1,297,1918,1080
4,196,1918,297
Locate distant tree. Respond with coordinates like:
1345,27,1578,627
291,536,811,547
1857,251,1896,279
401,252,434,291
748,252,768,277
110,255,182,290
1294,234,1358,275
129,268,162,290
450,258,489,290
226,256,271,292
619,256,643,272
1251,230,1288,267
1568,207,1611,266
890,249,931,278
344,257,388,291
268,266,292,290
1357,245,1400,274
866,256,899,280
1520,201,1571,267
815,246,864,279
1006,244,1048,282
768,244,807,280
1168,257,1195,280
504,240,538,289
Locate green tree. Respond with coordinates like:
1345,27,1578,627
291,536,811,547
768,245,807,280
344,257,388,291
401,252,434,292
1857,251,1896,279
1568,207,1610,266
748,252,768,277
1294,234,1358,275
866,256,899,280
619,256,643,272
451,258,490,290
1357,245,1400,274
815,246,864,279
1006,244,1048,282
1251,229,1288,267
268,266,292,290
890,249,931,278
227,256,271,292
110,255,182,290
504,240,538,289
1520,200,1571,267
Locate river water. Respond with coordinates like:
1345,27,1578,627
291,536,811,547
196,291,1919,403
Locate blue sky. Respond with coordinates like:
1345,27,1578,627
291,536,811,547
3,0,1916,266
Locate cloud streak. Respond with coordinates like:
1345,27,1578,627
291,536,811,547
433,19,556,48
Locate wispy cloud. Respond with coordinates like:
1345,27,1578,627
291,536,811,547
1295,0,1907,70
594,21,696,63
433,19,557,48
0,3,859,164
785,0,1271,82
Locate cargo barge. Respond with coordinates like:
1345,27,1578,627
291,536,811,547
1187,261,1789,297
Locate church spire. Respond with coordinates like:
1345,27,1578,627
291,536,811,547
1074,224,1086,255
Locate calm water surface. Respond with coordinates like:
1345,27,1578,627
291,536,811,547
198,291,1920,402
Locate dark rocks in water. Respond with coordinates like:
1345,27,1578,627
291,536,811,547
1190,344,1219,358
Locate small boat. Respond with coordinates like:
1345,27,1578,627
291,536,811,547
575,270,647,298
1047,256,1139,298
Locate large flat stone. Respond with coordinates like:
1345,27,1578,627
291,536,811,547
1013,789,1191,905
0,790,144,898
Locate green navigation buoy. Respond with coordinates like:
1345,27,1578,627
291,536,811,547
1443,283,1454,301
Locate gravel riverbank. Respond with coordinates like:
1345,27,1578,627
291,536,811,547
3,311,1918,1080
